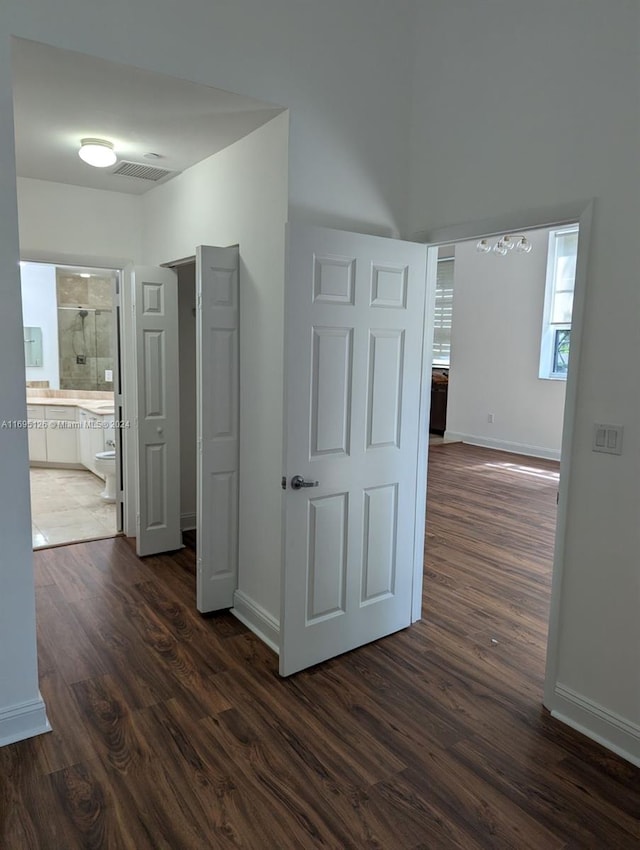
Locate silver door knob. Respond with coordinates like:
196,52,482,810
291,475,319,490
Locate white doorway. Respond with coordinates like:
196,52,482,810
433,226,577,460
120,247,240,614
20,260,121,548
417,200,593,707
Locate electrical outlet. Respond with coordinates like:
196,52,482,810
105,369,113,382
592,423,623,455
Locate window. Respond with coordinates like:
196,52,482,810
433,257,454,365
539,226,579,380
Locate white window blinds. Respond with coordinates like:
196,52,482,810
549,230,578,326
433,258,454,365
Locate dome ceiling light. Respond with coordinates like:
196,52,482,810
78,138,117,168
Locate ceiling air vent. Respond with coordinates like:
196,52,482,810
112,161,173,182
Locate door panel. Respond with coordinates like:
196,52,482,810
310,327,353,457
307,492,348,621
131,266,181,557
367,328,404,448
196,245,240,613
280,223,427,676
361,483,398,603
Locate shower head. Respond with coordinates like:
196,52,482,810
78,310,89,318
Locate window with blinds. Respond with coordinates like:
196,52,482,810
539,226,579,379
433,257,454,365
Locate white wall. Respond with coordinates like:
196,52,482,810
409,0,640,761
446,228,567,459
17,177,142,265
177,263,197,528
0,48,47,744
20,262,60,389
142,113,289,622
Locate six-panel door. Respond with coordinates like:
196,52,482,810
280,223,427,676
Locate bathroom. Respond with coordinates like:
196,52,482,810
21,261,119,548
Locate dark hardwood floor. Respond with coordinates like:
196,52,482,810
2,443,639,848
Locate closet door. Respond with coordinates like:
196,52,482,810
195,245,240,613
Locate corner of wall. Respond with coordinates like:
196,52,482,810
231,590,280,656
0,692,51,748
548,683,640,769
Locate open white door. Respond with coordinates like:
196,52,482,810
280,223,428,676
112,272,125,534
130,265,182,557
196,245,240,613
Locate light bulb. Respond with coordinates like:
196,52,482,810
502,235,516,251
493,241,508,256
78,138,117,168
476,239,491,253
516,237,532,254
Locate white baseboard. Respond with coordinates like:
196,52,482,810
29,461,85,470
444,431,561,461
0,692,51,748
180,513,196,531
551,683,640,768
231,590,280,655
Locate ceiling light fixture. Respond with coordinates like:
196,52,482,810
78,138,117,168
476,235,532,256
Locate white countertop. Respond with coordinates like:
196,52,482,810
26,397,115,416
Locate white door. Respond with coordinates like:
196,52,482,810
196,245,240,612
131,266,182,557
280,223,428,676
112,273,124,533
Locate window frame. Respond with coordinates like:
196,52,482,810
432,256,454,367
539,225,579,381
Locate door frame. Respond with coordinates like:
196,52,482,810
413,198,595,711
20,249,129,537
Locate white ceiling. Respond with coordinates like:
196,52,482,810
11,39,284,195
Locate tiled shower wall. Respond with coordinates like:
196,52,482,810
56,272,114,392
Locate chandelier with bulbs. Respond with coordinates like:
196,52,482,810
476,234,532,256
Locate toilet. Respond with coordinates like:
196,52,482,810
94,450,117,502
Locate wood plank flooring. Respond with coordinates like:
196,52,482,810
2,443,639,848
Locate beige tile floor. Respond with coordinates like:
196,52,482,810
30,467,117,548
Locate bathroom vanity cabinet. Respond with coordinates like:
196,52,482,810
27,403,78,464
27,400,114,473
44,404,79,464
26,405,47,462
78,409,112,476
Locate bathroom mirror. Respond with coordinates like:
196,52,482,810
23,326,43,367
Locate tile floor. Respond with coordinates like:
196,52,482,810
30,467,117,548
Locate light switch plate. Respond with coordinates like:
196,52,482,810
592,423,623,455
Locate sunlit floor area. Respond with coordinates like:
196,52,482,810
30,467,117,548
